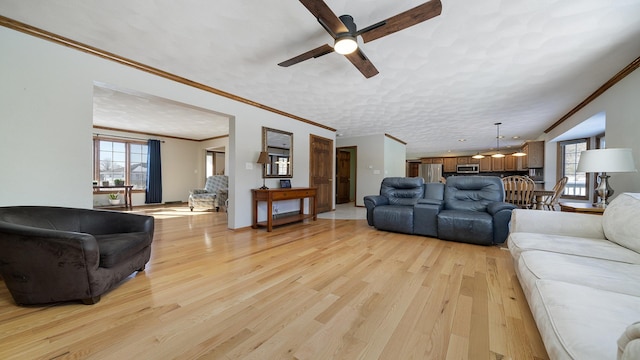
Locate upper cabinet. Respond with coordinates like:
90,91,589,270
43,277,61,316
479,157,493,172
443,157,457,172
522,141,544,169
505,155,518,171
418,141,544,172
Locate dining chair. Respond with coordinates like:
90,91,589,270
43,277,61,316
502,175,535,209
542,176,569,211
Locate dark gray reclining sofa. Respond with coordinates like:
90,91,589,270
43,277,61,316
364,176,516,245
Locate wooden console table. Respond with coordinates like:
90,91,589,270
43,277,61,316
93,185,134,210
252,187,317,232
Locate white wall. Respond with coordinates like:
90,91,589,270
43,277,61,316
337,134,386,206
384,136,407,178
0,27,334,228
1,27,94,208
544,67,640,200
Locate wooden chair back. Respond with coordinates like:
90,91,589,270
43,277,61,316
543,176,569,210
502,175,535,209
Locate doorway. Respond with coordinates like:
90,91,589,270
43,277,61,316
205,150,226,179
336,146,357,204
309,134,334,213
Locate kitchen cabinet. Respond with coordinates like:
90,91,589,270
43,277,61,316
457,157,471,164
523,141,544,168
492,157,505,171
479,157,492,172
443,157,457,172
505,155,518,171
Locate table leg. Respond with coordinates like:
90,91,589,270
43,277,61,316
267,198,273,232
252,198,258,229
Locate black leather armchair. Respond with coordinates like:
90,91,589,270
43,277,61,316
0,206,154,305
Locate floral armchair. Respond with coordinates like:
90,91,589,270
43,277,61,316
189,175,228,212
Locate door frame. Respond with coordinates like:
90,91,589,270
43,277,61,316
336,146,357,205
309,134,334,213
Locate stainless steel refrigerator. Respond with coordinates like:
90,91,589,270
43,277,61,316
418,163,443,183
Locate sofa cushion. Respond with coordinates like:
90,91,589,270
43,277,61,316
518,251,640,297
372,205,414,234
508,232,640,264
380,177,424,206
530,280,640,360
603,193,640,254
437,210,493,244
95,232,153,268
443,176,504,212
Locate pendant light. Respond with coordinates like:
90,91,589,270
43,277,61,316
491,122,505,158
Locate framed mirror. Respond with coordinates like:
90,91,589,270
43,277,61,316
262,127,293,178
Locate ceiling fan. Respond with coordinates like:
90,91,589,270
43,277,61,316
278,0,442,78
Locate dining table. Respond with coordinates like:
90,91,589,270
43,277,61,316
531,189,555,210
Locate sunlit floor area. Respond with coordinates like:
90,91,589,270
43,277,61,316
318,202,366,220
0,206,547,359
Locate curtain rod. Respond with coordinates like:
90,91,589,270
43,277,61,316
93,133,165,143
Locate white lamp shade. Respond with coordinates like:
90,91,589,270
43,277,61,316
577,148,637,173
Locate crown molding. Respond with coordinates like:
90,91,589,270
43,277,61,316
0,15,336,133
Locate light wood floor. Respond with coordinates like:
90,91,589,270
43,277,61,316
0,206,548,360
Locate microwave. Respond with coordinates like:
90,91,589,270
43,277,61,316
456,164,480,174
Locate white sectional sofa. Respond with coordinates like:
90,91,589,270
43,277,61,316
507,193,640,360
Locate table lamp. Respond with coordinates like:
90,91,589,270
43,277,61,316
576,148,637,207
256,151,269,189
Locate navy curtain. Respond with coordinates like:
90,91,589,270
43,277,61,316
146,139,162,204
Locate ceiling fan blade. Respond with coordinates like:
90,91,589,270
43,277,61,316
344,49,379,78
299,0,348,37
360,0,442,43
278,44,334,67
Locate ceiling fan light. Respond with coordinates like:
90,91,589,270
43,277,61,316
334,35,358,55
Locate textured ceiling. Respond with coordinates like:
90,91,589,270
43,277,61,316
2,0,640,158
93,84,230,141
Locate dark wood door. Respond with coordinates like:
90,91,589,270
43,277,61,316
310,135,333,213
336,150,351,204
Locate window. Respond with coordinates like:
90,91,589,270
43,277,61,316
559,139,589,199
275,156,290,176
94,138,148,189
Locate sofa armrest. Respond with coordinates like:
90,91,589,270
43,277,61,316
418,198,444,206
618,321,640,360
486,202,518,244
0,221,100,270
487,201,517,215
363,195,389,226
79,210,154,237
364,195,389,208
190,189,210,195
510,209,605,238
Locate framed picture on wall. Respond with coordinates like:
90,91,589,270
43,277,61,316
280,179,291,188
